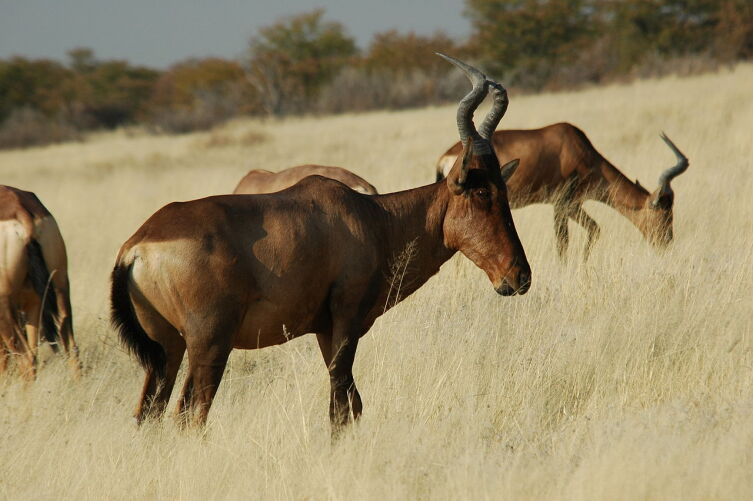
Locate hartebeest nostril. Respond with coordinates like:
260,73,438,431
496,283,516,296
518,270,531,294
494,269,531,296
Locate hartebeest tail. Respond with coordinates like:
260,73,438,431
26,240,60,348
110,263,166,377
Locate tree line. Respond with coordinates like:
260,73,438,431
1,1,751,148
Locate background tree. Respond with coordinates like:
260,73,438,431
465,0,598,89
0,57,74,122
62,48,158,128
318,30,469,112
465,0,753,88
77,60,159,128
714,0,753,59
246,9,357,115
363,30,463,75
148,58,258,133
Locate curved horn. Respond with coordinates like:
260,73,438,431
478,80,509,140
436,52,490,154
657,132,689,189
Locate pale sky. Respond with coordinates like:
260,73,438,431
0,0,471,68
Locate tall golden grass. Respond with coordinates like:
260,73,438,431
1,64,752,500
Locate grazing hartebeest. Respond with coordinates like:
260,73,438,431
0,186,79,378
110,53,530,433
436,123,689,260
234,165,378,195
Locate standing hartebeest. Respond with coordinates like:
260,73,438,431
436,123,689,260
0,186,79,378
110,53,530,433
234,165,378,195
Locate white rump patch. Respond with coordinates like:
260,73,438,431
0,219,30,292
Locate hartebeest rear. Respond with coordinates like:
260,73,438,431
234,164,378,195
110,54,530,433
0,186,79,378
436,123,689,260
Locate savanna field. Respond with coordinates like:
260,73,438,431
1,66,752,500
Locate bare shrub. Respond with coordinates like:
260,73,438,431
627,51,724,80
318,67,468,113
0,108,80,150
194,129,268,149
238,130,267,146
148,90,241,134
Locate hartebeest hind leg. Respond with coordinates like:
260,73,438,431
131,299,186,423
175,370,194,424
182,340,232,427
134,334,185,424
569,206,600,262
180,312,238,426
19,288,42,378
53,279,81,374
0,295,34,378
0,299,18,374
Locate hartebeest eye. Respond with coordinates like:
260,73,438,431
474,188,490,200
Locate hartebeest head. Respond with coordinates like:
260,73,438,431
437,53,531,296
634,133,689,248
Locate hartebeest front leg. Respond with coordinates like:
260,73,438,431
318,324,362,436
570,206,601,262
553,204,570,261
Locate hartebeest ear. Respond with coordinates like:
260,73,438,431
500,159,520,183
447,138,474,195
651,187,673,209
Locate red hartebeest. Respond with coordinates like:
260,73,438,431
436,123,689,260
110,54,530,433
234,164,378,195
0,186,80,378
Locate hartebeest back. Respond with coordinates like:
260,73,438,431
436,123,689,260
110,54,530,433
0,186,79,378
234,164,378,195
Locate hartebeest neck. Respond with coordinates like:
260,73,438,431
595,160,652,226
372,182,455,297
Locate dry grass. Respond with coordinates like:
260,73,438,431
1,64,752,500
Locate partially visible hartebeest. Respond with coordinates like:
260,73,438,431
234,164,378,195
0,186,79,378
110,53,530,433
436,123,689,260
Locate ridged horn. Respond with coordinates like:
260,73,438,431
436,52,490,154
654,132,689,204
478,80,508,140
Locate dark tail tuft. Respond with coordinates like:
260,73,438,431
110,262,165,377
26,240,60,350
